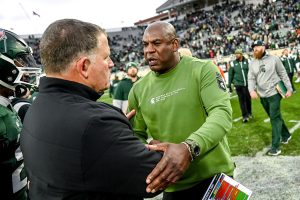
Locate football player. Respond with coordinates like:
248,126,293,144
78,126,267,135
0,29,39,200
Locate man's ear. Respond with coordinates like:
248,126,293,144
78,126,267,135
75,57,90,79
172,38,180,52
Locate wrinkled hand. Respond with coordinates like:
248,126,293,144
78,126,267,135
126,109,136,120
145,143,191,193
250,91,258,99
285,90,292,98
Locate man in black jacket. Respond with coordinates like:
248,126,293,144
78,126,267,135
20,19,162,200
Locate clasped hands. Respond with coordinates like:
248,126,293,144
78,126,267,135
144,140,192,193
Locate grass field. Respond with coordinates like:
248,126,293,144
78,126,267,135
99,80,300,157
228,81,300,156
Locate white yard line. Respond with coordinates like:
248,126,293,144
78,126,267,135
233,117,242,122
288,120,300,134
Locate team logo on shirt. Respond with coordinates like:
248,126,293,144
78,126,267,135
150,88,186,104
216,72,226,92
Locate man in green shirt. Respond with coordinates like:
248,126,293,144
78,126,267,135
228,49,252,122
109,74,119,98
113,62,139,113
128,21,235,200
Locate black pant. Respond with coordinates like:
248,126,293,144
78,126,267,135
235,85,252,118
162,177,214,200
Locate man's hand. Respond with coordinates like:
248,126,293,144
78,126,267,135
285,90,292,98
126,109,136,120
148,139,161,145
250,91,258,99
145,142,191,193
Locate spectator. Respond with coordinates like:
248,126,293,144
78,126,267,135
20,19,162,200
228,49,252,122
280,48,297,92
295,53,300,83
108,74,120,98
113,62,139,113
128,21,235,199
248,40,292,156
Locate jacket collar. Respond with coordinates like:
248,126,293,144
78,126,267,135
39,77,101,101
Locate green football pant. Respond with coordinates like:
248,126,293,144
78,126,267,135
260,93,291,150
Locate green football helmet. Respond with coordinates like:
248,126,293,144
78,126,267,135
0,29,41,90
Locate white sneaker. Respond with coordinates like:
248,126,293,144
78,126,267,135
295,78,300,83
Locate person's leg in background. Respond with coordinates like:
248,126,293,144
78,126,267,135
235,85,249,122
243,86,252,118
288,72,296,92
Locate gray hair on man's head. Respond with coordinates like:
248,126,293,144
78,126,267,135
40,19,106,74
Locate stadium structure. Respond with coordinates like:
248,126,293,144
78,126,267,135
21,0,299,77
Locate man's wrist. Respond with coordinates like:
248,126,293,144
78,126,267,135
183,139,201,161
181,142,193,161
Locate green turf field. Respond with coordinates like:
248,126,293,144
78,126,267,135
99,80,300,157
228,81,300,156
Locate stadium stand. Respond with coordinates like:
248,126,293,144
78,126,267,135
22,0,300,73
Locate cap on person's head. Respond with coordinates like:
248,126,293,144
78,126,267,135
252,40,265,48
234,49,243,55
125,62,138,72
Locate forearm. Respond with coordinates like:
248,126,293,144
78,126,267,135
188,100,232,155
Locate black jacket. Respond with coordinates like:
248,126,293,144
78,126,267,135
21,77,162,200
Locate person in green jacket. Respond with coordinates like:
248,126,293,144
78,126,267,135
228,49,252,122
0,29,39,200
113,62,139,113
128,21,235,200
108,74,119,98
296,53,300,83
280,48,297,92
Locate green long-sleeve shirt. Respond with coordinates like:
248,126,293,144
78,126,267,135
128,56,235,192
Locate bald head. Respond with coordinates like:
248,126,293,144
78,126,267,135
142,21,180,74
144,21,177,41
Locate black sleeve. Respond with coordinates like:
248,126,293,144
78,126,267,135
82,113,162,198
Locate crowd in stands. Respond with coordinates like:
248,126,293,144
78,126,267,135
176,0,299,60
24,0,300,72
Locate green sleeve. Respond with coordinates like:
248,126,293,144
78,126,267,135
187,61,232,156
228,64,234,86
